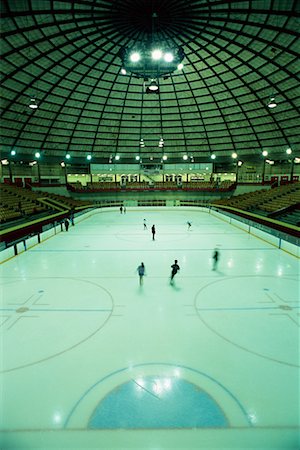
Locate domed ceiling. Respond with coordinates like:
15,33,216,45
0,0,299,164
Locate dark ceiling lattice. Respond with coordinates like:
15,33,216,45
0,0,299,164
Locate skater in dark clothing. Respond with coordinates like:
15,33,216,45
151,225,156,240
170,259,180,284
143,219,147,230
64,218,70,232
120,206,123,214
137,262,146,286
212,248,219,271
70,209,75,226
187,221,192,230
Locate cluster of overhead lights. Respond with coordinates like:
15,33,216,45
119,45,185,80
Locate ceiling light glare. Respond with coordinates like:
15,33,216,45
61,162,65,167
65,153,71,160
130,52,140,62
238,160,243,166
177,63,184,70
115,155,120,160
121,68,127,75
231,152,238,159
210,153,216,160
183,154,188,160
135,155,140,160
1,159,9,165
10,150,16,156
35,152,41,159
286,148,292,155
162,155,168,161
164,52,174,62
87,154,92,160
152,49,162,60
268,97,277,108
262,150,268,157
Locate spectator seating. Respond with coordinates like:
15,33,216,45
0,184,48,223
0,183,91,224
213,183,300,220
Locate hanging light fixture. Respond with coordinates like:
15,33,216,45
267,97,277,108
148,80,159,91
29,98,38,109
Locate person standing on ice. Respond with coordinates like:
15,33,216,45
137,262,146,286
212,248,220,271
151,224,156,240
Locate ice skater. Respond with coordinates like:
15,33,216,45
143,219,147,230
64,218,69,232
212,248,220,271
187,221,192,230
151,224,156,240
170,259,180,284
120,205,123,214
137,262,146,286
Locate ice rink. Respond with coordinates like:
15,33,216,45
0,207,299,449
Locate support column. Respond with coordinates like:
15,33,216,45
8,162,13,183
262,159,266,184
37,162,41,184
290,158,295,181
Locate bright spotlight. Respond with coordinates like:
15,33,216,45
164,52,174,62
152,49,162,60
130,52,140,62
